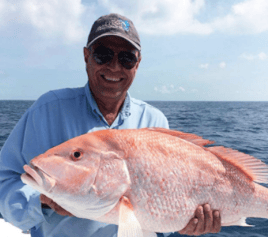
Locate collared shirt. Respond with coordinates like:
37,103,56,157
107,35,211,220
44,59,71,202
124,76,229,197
0,82,169,237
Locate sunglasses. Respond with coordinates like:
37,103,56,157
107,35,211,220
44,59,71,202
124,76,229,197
92,45,138,70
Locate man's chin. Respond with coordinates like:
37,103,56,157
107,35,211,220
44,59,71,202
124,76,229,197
93,89,125,101
101,92,125,100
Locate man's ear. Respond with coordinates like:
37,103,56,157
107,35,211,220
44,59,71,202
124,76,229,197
135,55,142,70
83,47,90,63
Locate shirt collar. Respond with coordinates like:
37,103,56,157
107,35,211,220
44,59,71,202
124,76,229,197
84,82,131,120
84,82,102,116
119,91,131,120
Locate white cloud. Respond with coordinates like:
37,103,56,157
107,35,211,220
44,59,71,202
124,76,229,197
219,62,226,68
98,0,212,35
154,85,172,94
258,52,267,60
199,63,209,69
98,0,268,35
154,84,185,94
0,0,92,43
211,0,268,34
240,52,267,60
1,0,268,45
179,86,185,92
240,53,255,60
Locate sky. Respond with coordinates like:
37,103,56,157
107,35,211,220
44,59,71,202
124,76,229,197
0,0,268,101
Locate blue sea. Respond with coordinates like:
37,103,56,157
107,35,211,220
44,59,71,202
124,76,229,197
1,100,268,237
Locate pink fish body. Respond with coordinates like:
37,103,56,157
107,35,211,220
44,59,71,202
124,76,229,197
21,128,268,236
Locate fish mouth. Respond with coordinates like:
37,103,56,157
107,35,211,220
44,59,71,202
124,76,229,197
21,164,56,193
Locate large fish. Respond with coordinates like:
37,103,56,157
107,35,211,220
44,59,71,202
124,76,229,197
21,128,268,237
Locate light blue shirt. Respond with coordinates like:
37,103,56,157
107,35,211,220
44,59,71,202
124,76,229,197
0,82,169,237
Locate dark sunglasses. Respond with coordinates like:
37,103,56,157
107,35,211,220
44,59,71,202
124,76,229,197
92,45,138,70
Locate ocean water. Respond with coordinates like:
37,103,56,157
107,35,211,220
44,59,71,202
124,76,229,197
1,100,268,237
0,101,34,149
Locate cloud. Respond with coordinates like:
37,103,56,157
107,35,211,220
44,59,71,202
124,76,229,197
98,0,268,35
98,0,212,35
240,52,267,60
219,62,226,68
211,0,268,34
1,0,268,46
258,52,267,60
199,63,209,69
179,86,185,92
240,53,255,60
154,84,185,94
0,0,93,43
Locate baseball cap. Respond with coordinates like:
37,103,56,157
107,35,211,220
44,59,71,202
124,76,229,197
86,13,141,51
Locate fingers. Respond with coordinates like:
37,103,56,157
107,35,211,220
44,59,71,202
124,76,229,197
212,210,221,233
203,204,213,232
178,217,198,235
53,203,73,216
40,194,73,216
193,205,205,234
178,204,221,236
40,194,53,206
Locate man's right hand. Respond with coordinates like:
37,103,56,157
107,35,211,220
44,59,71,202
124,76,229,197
178,204,221,236
40,194,73,216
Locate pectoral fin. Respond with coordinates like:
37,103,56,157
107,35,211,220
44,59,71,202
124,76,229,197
118,196,145,237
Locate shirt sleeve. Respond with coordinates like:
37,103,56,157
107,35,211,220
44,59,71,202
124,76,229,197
0,107,47,232
149,107,169,129
154,114,169,129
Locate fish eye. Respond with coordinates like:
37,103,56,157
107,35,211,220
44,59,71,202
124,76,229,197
71,150,83,161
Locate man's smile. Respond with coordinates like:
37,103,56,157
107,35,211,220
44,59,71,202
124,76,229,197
101,74,124,83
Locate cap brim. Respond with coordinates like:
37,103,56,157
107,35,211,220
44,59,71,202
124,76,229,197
86,32,141,51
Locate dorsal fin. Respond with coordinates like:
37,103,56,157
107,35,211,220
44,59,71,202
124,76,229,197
145,128,268,184
144,127,214,147
206,146,268,184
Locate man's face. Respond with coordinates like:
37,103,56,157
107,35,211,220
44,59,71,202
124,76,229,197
84,36,141,101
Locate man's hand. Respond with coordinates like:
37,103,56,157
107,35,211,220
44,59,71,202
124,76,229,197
179,204,221,236
40,194,73,217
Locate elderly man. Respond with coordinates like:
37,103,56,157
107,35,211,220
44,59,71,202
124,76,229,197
0,14,221,236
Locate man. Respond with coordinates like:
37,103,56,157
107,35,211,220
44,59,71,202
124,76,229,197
0,13,221,236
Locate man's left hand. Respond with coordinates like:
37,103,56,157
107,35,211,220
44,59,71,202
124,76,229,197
178,204,221,236
40,194,73,217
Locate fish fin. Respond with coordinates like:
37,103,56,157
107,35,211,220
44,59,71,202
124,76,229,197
145,127,214,147
206,146,268,183
222,217,254,227
118,196,143,237
142,230,157,237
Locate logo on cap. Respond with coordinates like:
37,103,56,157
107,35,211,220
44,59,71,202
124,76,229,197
120,19,130,32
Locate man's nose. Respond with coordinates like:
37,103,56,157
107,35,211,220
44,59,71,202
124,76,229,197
107,54,122,71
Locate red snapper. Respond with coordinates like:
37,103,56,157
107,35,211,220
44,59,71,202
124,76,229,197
21,128,268,237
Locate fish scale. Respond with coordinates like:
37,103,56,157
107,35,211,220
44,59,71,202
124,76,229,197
120,131,217,231
21,127,268,236
109,129,268,231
